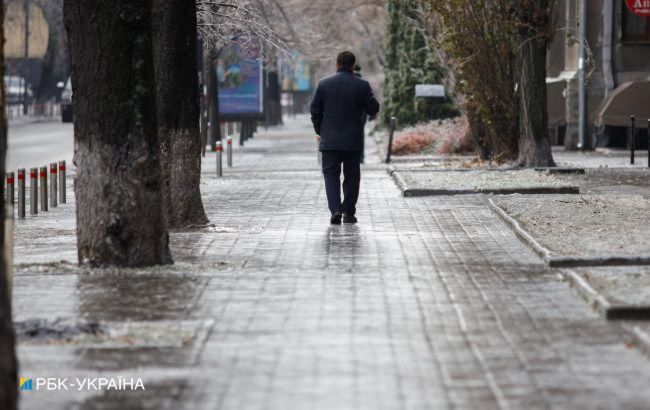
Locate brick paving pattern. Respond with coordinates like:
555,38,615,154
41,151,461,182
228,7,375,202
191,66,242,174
12,118,650,409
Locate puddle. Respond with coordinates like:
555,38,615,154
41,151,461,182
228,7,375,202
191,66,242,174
204,225,264,234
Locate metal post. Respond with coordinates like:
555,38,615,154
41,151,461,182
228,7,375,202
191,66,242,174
240,121,245,146
647,119,650,169
577,0,587,149
385,117,397,164
49,162,57,208
40,166,48,212
216,141,223,177
29,167,37,215
6,172,15,211
58,160,66,203
227,136,233,167
17,169,25,219
630,115,635,165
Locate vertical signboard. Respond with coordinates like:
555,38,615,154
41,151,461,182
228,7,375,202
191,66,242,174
217,37,265,119
281,52,312,93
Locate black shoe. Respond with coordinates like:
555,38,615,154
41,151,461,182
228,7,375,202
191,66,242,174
343,213,357,224
330,213,342,225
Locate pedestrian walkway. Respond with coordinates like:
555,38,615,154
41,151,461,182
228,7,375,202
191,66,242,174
13,117,650,409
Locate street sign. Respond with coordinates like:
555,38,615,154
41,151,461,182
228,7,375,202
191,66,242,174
626,0,650,17
415,84,445,98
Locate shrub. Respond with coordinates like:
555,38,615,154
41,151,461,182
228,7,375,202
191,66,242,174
391,116,472,156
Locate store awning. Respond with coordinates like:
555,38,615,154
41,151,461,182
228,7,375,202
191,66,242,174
594,81,650,128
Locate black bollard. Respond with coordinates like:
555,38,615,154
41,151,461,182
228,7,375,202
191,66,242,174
30,168,38,215
216,141,223,177
227,136,233,168
17,169,25,219
40,166,48,212
6,172,14,217
58,160,66,204
50,163,57,208
385,117,397,164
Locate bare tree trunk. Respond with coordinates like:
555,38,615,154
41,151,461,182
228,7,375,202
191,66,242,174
517,37,555,167
65,0,172,267
152,0,208,228
516,1,556,167
0,4,19,407
465,108,491,160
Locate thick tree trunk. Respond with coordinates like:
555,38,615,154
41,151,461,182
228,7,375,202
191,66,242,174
0,5,19,408
152,0,208,228
517,37,555,167
517,2,556,167
64,0,172,267
465,108,491,160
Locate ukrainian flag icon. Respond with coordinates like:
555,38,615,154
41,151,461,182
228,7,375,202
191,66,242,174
19,378,32,391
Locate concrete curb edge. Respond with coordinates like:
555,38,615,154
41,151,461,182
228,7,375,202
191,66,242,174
487,198,554,262
488,198,650,268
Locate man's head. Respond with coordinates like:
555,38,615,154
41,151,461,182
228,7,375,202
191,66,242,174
336,51,356,70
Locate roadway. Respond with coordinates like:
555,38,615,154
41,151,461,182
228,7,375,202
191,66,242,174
6,119,74,172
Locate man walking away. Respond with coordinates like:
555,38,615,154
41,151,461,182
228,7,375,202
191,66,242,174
310,51,380,225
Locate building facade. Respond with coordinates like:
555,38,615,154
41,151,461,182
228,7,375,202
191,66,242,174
547,0,650,148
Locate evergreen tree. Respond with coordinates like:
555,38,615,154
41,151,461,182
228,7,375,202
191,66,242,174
383,0,455,127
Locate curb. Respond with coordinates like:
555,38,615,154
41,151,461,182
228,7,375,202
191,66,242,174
488,198,650,268
391,171,579,197
488,198,553,261
389,166,585,174
629,326,650,356
562,270,650,320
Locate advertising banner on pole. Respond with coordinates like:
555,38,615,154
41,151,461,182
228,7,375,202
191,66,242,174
281,52,312,93
217,37,265,119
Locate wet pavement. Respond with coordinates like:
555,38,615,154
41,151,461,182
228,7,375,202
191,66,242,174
12,117,650,409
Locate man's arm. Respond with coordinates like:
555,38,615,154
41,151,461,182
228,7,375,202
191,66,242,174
310,84,323,135
364,82,380,117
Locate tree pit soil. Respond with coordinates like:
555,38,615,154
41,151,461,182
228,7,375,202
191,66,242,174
492,194,650,258
396,169,576,194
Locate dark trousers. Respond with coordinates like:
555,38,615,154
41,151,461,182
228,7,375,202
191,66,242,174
321,150,361,216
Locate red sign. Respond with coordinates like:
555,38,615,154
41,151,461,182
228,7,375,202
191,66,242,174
626,0,650,17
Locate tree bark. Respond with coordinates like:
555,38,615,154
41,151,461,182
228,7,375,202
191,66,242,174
152,0,208,228
64,0,172,267
0,4,19,408
516,2,556,167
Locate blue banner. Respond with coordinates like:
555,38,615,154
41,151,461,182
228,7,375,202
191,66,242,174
217,38,264,116
281,52,311,93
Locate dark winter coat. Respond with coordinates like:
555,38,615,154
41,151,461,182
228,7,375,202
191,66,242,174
310,68,380,151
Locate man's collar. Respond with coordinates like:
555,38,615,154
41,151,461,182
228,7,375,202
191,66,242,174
337,67,353,73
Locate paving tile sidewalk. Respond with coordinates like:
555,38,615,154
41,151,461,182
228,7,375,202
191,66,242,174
12,117,650,410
